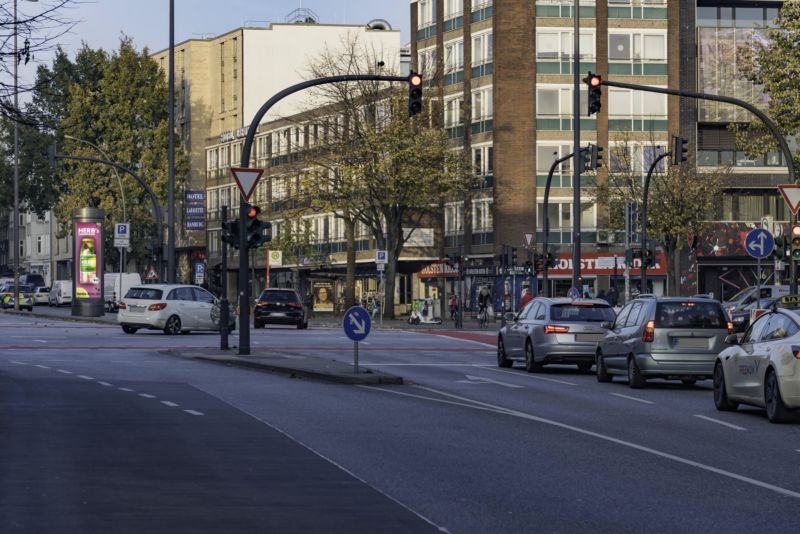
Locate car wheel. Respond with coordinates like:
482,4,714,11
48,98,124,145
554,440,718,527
122,325,138,335
713,362,738,411
296,321,304,329
300,321,309,330
497,336,512,368
596,351,612,383
577,362,593,372
627,356,646,389
163,315,182,335
524,340,543,373
765,369,793,423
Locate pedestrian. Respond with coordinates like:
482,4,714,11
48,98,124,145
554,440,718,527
519,288,533,310
449,293,458,321
608,286,619,307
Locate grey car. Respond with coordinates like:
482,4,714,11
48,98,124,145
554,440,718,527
497,298,616,372
596,296,733,388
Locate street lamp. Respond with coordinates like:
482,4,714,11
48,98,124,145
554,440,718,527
12,0,38,311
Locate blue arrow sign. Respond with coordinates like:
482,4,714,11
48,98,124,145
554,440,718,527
343,306,371,342
745,228,774,259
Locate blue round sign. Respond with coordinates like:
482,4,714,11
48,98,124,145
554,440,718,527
745,228,774,259
343,306,371,342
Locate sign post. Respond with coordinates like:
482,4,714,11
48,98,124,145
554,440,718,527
745,228,775,313
343,306,371,374
114,223,130,302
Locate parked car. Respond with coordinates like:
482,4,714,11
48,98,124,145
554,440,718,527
117,284,235,335
714,303,800,423
729,297,779,333
723,285,789,315
104,272,142,312
497,298,616,372
19,273,46,289
1,284,34,311
596,296,733,388
49,280,73,307
253,288,308,329
33,286,51,305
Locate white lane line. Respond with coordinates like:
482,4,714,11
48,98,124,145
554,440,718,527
57,369,72,374
78,375,94,380
9,360,25,365
481,366,578,386
118,387,133,392
611,393,655,405
184,410,204,416
35,364,50,369
161,401,179,407
694,415,747,431
34,339,47,344
360,384,800,500
98,381,113,387
463,374,525,388
364,363,487,367
138,393,157,399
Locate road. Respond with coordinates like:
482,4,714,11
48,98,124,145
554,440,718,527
2,311,800,533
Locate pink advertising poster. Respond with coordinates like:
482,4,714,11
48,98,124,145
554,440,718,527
74,222,103,300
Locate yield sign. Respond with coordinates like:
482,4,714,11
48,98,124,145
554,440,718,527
778,185,800,215
231,167,264,202
524,232,534,246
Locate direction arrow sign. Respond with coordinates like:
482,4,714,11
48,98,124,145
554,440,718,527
231,167,264,202
343,306,371,342
778,185,800,215
745,228,774,259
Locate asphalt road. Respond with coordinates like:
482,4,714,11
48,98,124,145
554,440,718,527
2,311,800,533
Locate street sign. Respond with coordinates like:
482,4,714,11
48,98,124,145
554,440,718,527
343,306,371,342
745,228,775,259
778,185,800,215
376,250,388,264
377,263,385,272
268,250,282,266
114,223,130,239
231,167,264,202
524,232,534,246
115,238,130,248
194,263,205,285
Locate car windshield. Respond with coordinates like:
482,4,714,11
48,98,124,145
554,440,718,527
655,301,727,328
259,290,297,303
550,303,616,322
124,287,164,300
726,286,753,303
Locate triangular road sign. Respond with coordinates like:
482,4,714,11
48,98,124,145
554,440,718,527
524,233,534,246
778,185,800,215
231,167,264,202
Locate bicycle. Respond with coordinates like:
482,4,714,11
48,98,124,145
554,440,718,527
477,306,488,328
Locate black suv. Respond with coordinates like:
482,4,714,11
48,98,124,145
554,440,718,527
254,288,308,329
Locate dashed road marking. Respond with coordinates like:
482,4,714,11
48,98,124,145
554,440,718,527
184,410,204,416
98,382,113,387
118,387,133,392
161,401,179,407
35,364,50,369
611,393,655,405
139,393,156,399
482,366,578,386
10,361,25,365
694,414,747,431
57,369,72,374
78,375,94,380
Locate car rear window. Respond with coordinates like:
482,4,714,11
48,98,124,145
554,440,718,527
550,303,616,322
655,301,727,328
124,287,163,300
258,290,298,303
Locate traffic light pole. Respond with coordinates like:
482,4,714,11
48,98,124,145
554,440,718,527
641,151,671,293
598,78,799,294
543,152,575,297
220,205,230,351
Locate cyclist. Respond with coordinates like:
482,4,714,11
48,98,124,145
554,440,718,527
477,286,491,327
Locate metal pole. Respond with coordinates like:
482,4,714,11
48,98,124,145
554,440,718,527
354,341,359,374
543,153,574,297
624,202,631,304
12,0,20,311
641,151,671,293
571,0,582,290
220,206,229,350
167,0,176,283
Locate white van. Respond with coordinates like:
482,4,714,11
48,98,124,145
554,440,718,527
105,273,142,312
49,280,73,306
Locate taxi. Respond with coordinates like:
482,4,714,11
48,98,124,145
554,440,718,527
714,294,800,423
1,283,35,311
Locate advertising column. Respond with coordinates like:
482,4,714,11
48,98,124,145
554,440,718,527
72,208,105,317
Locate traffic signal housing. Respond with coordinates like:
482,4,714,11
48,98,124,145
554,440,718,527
584,72,602,116
791,225,800,262
211,263,222,288
408,71,423,116
221,220,240,249
774,235,786,259
644,248,655,269
672,135,688,165
525,259,533,275
578,147,591,174
545,252,557,269
510,247,518,266
245,204,272,249
590,144,603,169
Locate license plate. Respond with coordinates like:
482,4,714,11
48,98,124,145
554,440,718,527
269,312,286,317
576,333,604,342
130,306,145,313
678,337,708,349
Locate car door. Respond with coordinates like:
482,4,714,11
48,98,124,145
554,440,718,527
191,287,217,330
527,301,548,350
167,287,195,328
507,302,535,356
610,302,645,371
744,313,798,403
726,313,771,400
602,303,632,363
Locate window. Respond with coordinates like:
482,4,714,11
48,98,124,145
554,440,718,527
444,0,463,18
473,144,493,175
36,236,43,254
537,86,588,117
536,201,572,230
472,31,493,65
609,31,666,61
444,97,462,128
761,314,797,341
444,39,464,72
418,46,437,78
472,87,493,120
608,88,667,117
445,202,463,236
609,144,667,174
536,30,595,60
537,144,573,173
473,198,493,233
419,0,436,26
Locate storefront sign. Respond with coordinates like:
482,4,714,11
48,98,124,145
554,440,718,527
418,261,459,278
185,190,206,231
547,252,666,276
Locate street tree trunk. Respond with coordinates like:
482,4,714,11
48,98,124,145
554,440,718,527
344,216,356,309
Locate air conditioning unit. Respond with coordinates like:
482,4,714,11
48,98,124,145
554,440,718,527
597,230,612,244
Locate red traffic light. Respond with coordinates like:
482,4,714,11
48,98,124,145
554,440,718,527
408,72,423,87
247,205,261,219
588,74,602,87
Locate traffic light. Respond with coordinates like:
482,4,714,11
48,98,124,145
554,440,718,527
584,72,602,116
408,71,423,116
791,224,800,262
672,135,688,165
545,252,557,268
211,263,222,288
245,204,272,249
511,247,518,266
644,248,655,268
578,147,591,174
774,235,786,259
625,249,633,267
525,259,533,274
221,220,240,249
590,144,603,169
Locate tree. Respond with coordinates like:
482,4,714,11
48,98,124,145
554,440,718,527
592,132,727,295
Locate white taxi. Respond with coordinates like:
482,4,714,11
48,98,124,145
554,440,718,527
714,300,800,423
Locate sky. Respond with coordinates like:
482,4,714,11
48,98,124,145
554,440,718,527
32,0,409,63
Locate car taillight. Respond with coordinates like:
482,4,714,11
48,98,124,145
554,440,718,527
727,321,735,335
288,301,302,308
544,325,570,334
148,303,167,311
642,320,655,343
257,300,268,306
117,302,127,310
793,346,800,360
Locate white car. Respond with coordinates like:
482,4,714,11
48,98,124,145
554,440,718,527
117,284,234,335
714,306,800,423
33,286,51,305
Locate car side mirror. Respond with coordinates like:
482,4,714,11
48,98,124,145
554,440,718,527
724,334,739,345
600,321,612,329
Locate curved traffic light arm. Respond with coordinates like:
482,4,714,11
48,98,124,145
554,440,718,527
543,152,576,297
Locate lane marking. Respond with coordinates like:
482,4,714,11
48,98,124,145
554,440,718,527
98,381,113,387
184,410,204,416
57,369,72,374
118,387,133,392
35,364,50,369
9,360,25,365
360,384,800,500
78,375,94,380
693,415,747,431
364,363,489,367
462,374,525,388
161,401,179,407
139,393,157,399
34,339,47,344
611,393,655,405
481,366,578,386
